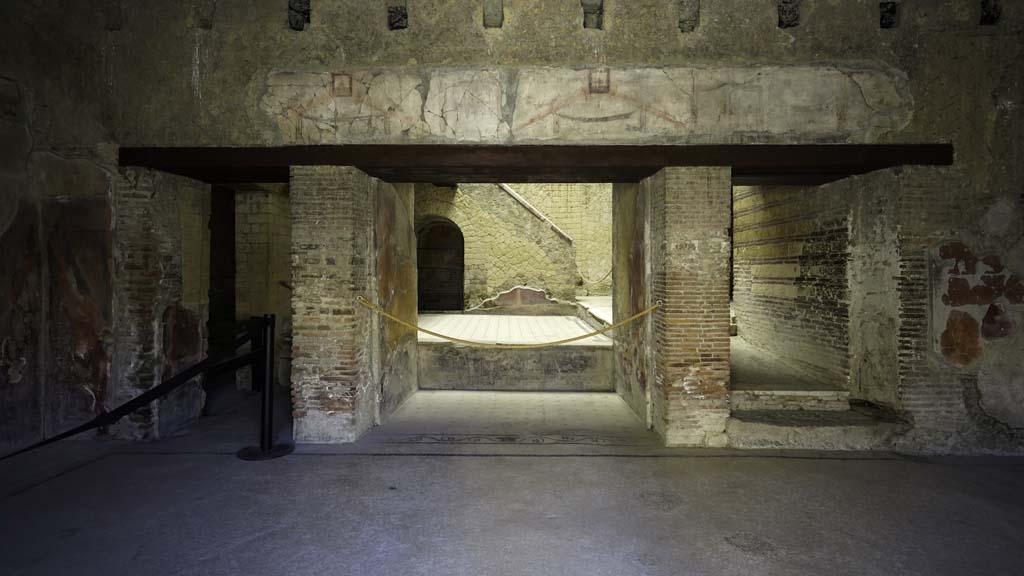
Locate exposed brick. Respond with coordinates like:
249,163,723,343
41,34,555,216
111,169,209,440
732,185,850,389
649,167,732,447
290,166,376,442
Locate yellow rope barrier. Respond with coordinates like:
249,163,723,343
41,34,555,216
579,268,613,285
356,296,659,350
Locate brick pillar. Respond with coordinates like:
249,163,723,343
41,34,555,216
648,167,732,447
290,166,376,442
111,168,209,439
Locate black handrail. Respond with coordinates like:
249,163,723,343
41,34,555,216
0,314,291,462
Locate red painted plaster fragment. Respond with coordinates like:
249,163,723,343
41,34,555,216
940,310,983,367
939,242,977,275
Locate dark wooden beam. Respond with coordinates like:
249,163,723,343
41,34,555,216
119,143,954,185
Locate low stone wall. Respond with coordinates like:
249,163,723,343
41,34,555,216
419,344,613,392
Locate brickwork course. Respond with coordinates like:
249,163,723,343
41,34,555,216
111,168,209,440
649,168,733,446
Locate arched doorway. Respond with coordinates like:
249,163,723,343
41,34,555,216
417,219,464,311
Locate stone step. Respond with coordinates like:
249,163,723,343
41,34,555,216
418,343,614,392
725,406,909,451
729,389,851,411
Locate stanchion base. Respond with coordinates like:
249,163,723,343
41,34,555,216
236,444,294,461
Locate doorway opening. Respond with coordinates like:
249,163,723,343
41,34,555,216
417,218,465,312
384,181,649,444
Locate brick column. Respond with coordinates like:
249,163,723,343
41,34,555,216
648,167,732,447
290,166,376,442
111,168,209,439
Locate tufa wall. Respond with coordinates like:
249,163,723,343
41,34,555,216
732,183,854,390
514,183,613,296
414,184,576,308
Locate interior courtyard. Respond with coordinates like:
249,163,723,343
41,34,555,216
1,1,1023,574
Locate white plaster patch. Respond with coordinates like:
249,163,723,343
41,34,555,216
260,72,336,143
294,410,360,443
977,328,1024,429
424,70,511,141
342,71,429,139
513,67,696,141
980,196,1022,239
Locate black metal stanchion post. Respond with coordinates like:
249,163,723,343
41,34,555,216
249,316,263,393
238,314,293,461
259,314,275,452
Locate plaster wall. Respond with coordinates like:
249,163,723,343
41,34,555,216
374,181,418,417
612,182,652,424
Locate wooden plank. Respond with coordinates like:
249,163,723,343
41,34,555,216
119,144,955,186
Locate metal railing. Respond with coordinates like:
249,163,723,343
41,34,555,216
1,314,291,462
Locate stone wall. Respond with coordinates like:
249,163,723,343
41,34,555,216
895,167,1024,452
414,183,576,308
515,183,613,296
236,186,292,388
612,182,651,424
847,171,901,408
649,167,732,447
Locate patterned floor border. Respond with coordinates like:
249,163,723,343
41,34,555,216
382,433,637,446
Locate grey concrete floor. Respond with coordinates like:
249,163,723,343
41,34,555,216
2,392,1024,576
